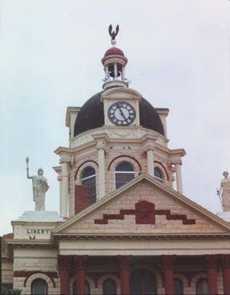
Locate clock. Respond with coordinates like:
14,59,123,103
108,101,136,126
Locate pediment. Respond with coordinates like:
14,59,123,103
53,175,230,237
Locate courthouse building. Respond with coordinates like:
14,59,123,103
2,27,230,295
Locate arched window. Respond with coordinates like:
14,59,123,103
154,166,164,181
115,161,135,189
72,281,90,295
131,269,157,295
175,279,184,295
31,278,48,295
80,166,96,203
196,279,208,295
103,278,117,295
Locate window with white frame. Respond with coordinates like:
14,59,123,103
115,161,135,189
80,166,96,203
154,166,164,181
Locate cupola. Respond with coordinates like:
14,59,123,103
102,25,128,89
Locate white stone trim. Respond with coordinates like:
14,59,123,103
98,148,106,199
60,162,69,218
147,149,155,176
176,163,183,193
58,239,230,256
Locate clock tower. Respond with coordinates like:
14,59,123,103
101,26,141,128
57,25,185,217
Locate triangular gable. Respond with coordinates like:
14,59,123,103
53,174,230,236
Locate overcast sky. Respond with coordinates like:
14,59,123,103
1,0,230,235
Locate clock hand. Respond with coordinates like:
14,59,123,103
117,104,129,123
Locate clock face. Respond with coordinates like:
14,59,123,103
108,101,136,126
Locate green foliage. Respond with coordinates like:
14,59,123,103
9,290,22,295
1,288,22,295
1,286,9,295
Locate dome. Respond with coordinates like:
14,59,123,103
74,93,165,136
104,47,124,57
102,47,127,65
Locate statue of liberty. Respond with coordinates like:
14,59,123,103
26,157,49,211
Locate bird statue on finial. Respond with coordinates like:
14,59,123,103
108,24,119,46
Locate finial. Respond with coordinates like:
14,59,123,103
108,24,119,45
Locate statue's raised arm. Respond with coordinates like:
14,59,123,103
26,157,32,179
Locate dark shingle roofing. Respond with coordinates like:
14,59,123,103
74,92,164,136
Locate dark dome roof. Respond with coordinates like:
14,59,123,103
74,92,164,136
104,47,124,57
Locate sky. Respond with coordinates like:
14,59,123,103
0,0,230,235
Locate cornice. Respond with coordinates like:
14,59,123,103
69,125,169,146
65,106,81,127
53,232,230,240
55,128,185,161
54,141,96,156
11,220,63,226
7,239,55,247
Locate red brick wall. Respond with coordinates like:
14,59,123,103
75,185,91,214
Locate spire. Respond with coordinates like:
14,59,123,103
102,25,128,89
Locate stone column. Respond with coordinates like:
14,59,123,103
61,161,69,217
58,256,70,295
175,162,183,193
147,149,154,176
119,256,131,295
105,65,109,79
57,174,62,216
162,255,175,295
74,256,87,295
144,139,155,177
207,255,218,295
114,63,118,78
98,147,106,199
222,255,230,295
121,65,125,80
